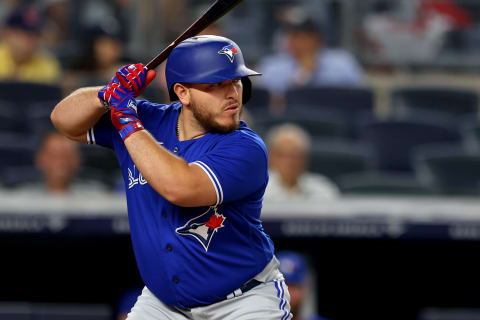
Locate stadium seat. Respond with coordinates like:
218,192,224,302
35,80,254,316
254,112,349,140
461,120,480,152
308,139,375,183
360,119,462,172
0,134,36,186
391,87,478,118
414,145,480,195
0,81,62,103
246,87,270,112
337,171,432,195
26,101,57,135
284,86,375,138
0,100,27,134
77,166,120,189
285,86,374,111
0,134,36,167
79,144,121,188
1,165,42,187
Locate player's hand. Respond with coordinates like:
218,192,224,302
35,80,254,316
116,63,156,97
98,75,144,141
110,95,144,141
98,64,156,111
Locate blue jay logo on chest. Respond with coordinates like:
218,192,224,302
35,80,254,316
176,206,226,251
218,45,238,63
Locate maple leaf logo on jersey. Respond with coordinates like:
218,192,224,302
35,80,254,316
218,45,238,63
176,207,226,251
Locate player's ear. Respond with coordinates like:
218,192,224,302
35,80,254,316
174,83,190,105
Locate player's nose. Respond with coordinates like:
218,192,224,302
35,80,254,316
225,80,240,100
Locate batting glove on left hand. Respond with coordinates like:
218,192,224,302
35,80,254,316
115,63,156,97
98,77,140,141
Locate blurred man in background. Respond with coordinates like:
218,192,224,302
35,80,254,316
35,131,80,194
277,251,329,320
10,131,112,198
258,16,364,112
116,287,143,320
0,5,61,83
264,123,339,202
67,22,125,90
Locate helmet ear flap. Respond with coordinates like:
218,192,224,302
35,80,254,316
241,77,252,105
169,85,179,102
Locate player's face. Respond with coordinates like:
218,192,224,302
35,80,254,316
187,79,243,133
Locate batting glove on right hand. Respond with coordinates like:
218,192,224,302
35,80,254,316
98,75,141,141
98,64,156,141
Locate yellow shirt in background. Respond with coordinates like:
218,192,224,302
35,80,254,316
0,43,61,84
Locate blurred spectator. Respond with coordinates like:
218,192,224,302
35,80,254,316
72,0,190,62
67,23,125,90
0,5,61,83
362,0,472,62
264,124,339,202
39,0,72,54
123,0,188,61
116,287,142,320
0,0,19,23
198,23,224,37
277,251,329,320
14,131,110,198
257,17,364,112
35,131,80,194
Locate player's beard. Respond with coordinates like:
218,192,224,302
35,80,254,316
190,99,241,134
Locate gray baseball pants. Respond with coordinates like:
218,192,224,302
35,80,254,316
126,261,292,319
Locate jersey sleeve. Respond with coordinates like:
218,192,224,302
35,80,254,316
87,113,117,148
191,133,268,205
87,100,154,148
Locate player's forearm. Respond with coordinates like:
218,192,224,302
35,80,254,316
51,87,105,141
124,130,216,207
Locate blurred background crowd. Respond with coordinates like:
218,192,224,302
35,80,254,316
2,0,480,199
2,0,480,319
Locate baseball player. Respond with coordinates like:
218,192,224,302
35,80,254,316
51,35,292,319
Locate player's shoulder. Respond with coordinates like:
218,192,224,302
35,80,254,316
136,99,181,112
136,100,180,121
220,121,268,156
233,121,266,147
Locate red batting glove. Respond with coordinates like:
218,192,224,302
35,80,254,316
98,64,156,141
116,63,156,97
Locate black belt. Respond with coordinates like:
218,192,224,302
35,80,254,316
181,279,263,310
219,279,263,302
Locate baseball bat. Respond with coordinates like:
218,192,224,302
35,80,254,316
145,0,244,70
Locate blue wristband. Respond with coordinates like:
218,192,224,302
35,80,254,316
118,121,144,141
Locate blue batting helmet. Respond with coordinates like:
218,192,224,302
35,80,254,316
166,35,260,103
277,251,307,285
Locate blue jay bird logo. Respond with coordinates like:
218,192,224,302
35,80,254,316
218,45,238,63
176,207,226,251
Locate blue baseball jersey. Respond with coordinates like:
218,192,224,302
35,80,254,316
88,101,275,309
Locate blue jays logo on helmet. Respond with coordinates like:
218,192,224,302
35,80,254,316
176,207,226,251
218,44,238,63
